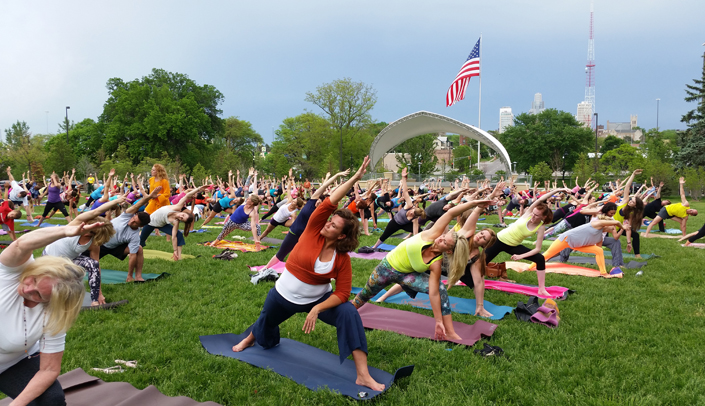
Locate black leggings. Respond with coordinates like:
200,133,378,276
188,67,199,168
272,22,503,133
623,229,640,254
688,224,705,243
261,198,282,220
42,201,68,217
379,218,414,242
484,239,546,270
0,353,65,405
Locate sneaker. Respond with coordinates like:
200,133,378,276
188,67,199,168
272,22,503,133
250,268,279,285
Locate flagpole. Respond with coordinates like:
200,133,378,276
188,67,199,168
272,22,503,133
477,34,482,169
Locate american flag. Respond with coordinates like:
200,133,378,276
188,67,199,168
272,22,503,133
446,38,481,107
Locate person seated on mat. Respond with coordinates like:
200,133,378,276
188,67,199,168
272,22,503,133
208,193,262,247
540,208,625,276
43,198,120,306
374,183,503,318
139,187,201,261
364,168,425,251
644,177,697,237
232,157,386,392
484,187,572,297
0,222,103,406
257,170,350,272
97,186,162,282
352,197,492,341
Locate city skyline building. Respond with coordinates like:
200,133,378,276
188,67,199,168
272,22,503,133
499,106,514,134
529,93,545,115
576,101,593,127
583,0,596,127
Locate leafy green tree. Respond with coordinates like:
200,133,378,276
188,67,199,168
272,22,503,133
2,121,46,176
393,134,438,175
500,109,594,175
643,128,676,163
191,163,210,184
600,144,645,176
99,68,224,169
44,134,77,174
529,162,553,183
305,78,377,170
217,117,264,163
452,144,475,172
675,51,705,169
601,135,626,154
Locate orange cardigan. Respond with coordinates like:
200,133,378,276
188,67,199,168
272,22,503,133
145,177,171,214
285,198,351,303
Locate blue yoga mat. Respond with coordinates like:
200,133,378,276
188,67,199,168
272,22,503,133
200,328,414,400
377,243,397,251
367,218,390,223
350,287,513,320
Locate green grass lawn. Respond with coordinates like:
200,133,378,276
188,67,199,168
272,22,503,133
2,200,705,405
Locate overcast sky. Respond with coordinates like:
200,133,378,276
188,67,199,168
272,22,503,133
1,0,704,144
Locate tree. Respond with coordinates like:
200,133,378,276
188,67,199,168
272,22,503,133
643,128,676,163
393,134,439,175
601,135,626,154
500,109,594,176
44,134,77,174
2,121,46,176
452,144,474,172
675,52,705,169
99,68,224,169
217,117,264,163
528,162,553,183
305,78,377,170
600,144,645,176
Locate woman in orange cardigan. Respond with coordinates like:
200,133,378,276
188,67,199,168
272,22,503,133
145,164,171,215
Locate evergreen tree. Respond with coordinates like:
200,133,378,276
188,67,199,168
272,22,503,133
675,51,705,169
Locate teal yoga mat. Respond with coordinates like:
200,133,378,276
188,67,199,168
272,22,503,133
89,269,168,284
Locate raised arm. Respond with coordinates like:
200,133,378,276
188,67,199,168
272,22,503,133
126,186,163,214
312,170,348,200
70,196,126,225
679,177,689,206
622,169,642,199
329,157,369,206
173,187,204,211
423,199,493,240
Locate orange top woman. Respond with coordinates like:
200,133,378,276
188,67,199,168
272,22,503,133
145,164,171,215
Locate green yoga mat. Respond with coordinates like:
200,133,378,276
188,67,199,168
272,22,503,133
143,249,196,260
87,269,169,284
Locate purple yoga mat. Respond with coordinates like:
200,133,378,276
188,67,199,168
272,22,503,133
349,251,388,260
357,304,497,346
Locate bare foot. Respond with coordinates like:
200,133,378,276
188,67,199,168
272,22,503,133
684,241,692,246
635,255,643,259
135,277,145,282
91,301,100,307
232,332,255,352
538,289,550,297
126,276,135,283
446,332,462,341
356,375,385,392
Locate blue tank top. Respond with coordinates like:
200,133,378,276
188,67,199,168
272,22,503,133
219,197,234,208
230,205,250,224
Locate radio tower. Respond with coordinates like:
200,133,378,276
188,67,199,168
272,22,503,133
584,0,596,127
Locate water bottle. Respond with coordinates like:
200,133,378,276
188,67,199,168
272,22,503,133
635,270,643,277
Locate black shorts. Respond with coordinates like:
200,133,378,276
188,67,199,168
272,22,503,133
211,202,224,213
98,243,130,260
270,218,287,227
657,206,673,220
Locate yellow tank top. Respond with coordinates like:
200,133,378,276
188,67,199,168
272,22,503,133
386,234,443,273
613,202,627,224
497,215,543,246
666,203,687,218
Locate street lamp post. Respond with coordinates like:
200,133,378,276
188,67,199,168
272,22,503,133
512,161,517,173
417,161,421,182
65,106,70,144
593,112,599,172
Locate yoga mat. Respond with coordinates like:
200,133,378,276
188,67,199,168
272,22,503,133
0,229,29,235
190,228,209,233
349,287,513,320
357,303,497,347
250,262,287,273
248,237,284,245
199,329,413,400
603,251,657,259
0,368,222,406
506,261,622,279
376,243,397,251
91,269,168,284
367,218,390,223
637,228,681,234
521,239,553,247
201,240,271,252
548,256,647,269
24,220,63,227
80,291,128,311
482,280,572,300
682,243,705,249
142,249,196,260
200,225,223,229
640,233,680,239
349,251,388,260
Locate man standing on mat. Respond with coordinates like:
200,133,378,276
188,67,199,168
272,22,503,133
96,186,162,282
644,177,697,237
233,157,385,392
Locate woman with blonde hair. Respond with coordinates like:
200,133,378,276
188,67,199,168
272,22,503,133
352,198,490,341
43,198,122,307
145,164,171,215
0,222,106,405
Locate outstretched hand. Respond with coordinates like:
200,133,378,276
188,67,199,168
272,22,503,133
354,156,371,179
65,222,110,237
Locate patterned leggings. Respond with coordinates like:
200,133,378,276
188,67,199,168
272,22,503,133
73,255,101,302
352,258,452,316
216,216,261,241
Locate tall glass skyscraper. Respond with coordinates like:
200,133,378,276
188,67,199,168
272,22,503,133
529,93,545,115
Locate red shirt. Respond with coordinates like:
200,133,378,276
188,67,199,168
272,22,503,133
0,201,15,232
285,198,352,303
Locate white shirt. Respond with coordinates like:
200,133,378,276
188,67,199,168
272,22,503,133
8,181,27,205
0,256,65,374
149,206,176,228
44,235,93,260
276,251,335,305
272,204,297,224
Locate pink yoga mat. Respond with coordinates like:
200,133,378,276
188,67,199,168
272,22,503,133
250,262,287,273
682,243,705,249
357,303,497,346
444,279,572,300
349,251,388,260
